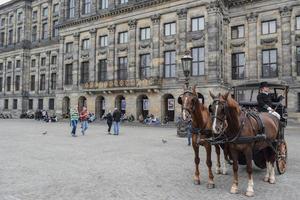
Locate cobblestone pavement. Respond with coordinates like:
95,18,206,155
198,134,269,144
0,119,299,200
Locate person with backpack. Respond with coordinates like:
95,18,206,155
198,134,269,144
112,108,121,135
80,106,89,135
106,110,113,134
70,106,79,137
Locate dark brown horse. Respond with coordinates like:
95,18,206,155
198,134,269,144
209,92,280,197
178,86,230,188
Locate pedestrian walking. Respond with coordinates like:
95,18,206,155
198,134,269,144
80,106,89,135
70,106,79,137
112,108,121,135
106,111,113,134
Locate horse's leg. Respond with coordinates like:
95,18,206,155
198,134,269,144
222,144,228,175
192,133,200,185
215,145,222,174
204,142,215,189
268,148,276,184
263,148,271,182
230,147,239,194
244,147,254,197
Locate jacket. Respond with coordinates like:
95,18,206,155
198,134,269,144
113,110,121,122
70,109,79,120
257,92,272,112
106,113,113,124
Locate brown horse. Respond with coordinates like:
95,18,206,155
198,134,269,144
209,92,280,197
178,86,230,188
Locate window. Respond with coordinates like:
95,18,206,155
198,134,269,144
140,27,150,40
66,42,73,53
232,53,245,80
7,61,12,70
118,57,128,80
51,73,56,90
15,75,20,91
297,16,300,30
0,32,5,47
1,18,5,27
38,99,43,110
83,0,91,14
40,74,46,90
28,99,33,110
13,99,17,109
120,0,128,4
82,39,90,50
30,75,35,91
140,54,151,79
17,12,23,21
0,77,2,92
231,25,244,39
51,55,57,65
32,26,37,42
119,32,128,44
17,27,22,43
68,0,75,18
32,11,37,21
8,30,13,45
6,76,11,92
42,23,48,39
164,22,176,36
262,20,276,35
98,59,107,81
9,15,13,24
164,51,176,78
0,63,2,71
65,64,73,85
100,0,108,9
16,60,21,68
31,59,36,68
4,99,8,109
53,20,59,37
191,17,204,31
49,98,55,110
99,35,108,47
80,62,89,83
191,47,205,76
53,4,59,14
262,49,277,78
41,57,46,66
42,7,48,17
297,47,300,75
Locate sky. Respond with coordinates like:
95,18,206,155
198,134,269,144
0,0,11,5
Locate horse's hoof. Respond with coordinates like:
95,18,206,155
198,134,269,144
207,183,215,189
269,178,276,184
230,187,238,194
194,180,201,185
245,191,254,197
263,177,269,182
215,169,222,174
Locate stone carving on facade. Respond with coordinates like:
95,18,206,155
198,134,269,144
128,19,137,29
73,32,80,39
89,28,97,35
108,24,116,33
260,37,278,45
230,40,245,48
151,14,160,25
98,47,108,55
187,31,205,42
139,40,151,49
117,45,128,52
207,0,221,14
177,8,187,19
279,6,292,18
162,36,176,46
81,50,90,60
246,12,258,23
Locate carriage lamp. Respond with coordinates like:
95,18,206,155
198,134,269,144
181,52,193,88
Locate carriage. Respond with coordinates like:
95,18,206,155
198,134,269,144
232,83,288,174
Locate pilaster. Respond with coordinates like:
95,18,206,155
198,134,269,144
107,24,116,80
128,19,137,80
246,12,258,80
151,14,160,78
89,28,97,82
177,8,188,80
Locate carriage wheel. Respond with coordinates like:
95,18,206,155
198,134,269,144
276,140,287,175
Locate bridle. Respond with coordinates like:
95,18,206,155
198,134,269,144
180,91,197,119
210,98,227,134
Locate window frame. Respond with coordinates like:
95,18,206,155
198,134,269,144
66,42,73,53
13,99,18,110
297,47,300,76
40,74,46,91
140,54,151,79
80,61,89,84
6,76,11,92
118,31,128,44
42,22,48,40
65,64,73,85
118,57,128,80
262,49,278,78
191,47,205,76
297,16,300,30
140,27,151,41
82,39,90,50
30,75,35,91
164,22,176,36
99,35,108,47
98,59,107,82
15,75,20,91
49,98,55,110
164,51,176,78
28,99,33,110
50,73,56,90
231,25,245,39
261,20,277,35
4,99,8,109
231,52,245,80
191,17,204,32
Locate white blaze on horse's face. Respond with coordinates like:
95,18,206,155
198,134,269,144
212,104,219,134
182,96,189,121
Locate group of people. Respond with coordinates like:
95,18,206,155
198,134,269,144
69,106,122,137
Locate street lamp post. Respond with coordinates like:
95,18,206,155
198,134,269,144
181,51,193,89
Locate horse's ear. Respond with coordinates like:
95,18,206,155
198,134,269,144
192,85,197,94
209,91,216,99
177,96,182,105
223,92,230,100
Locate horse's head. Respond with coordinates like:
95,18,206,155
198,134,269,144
178,85,199,122
209,91,230,134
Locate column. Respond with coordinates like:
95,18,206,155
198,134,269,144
73,32,80,87
107,24,116,80
246,12,258,80
22,51,31,112
3,58,6,95
177,8,188,80
46,50,51,93
89,28,97,82
206,1,222,83
128,19,137,80
151,14,160,79
35,53,40,94
280,6,292,79
57,36,64,90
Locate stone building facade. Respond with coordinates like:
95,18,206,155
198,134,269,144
0,0,300,121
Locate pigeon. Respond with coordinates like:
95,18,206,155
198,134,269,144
162,139,167,144
42,131,47,135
